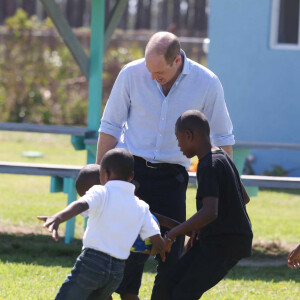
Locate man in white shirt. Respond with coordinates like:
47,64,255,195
97,32,234,300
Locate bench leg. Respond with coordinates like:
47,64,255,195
233,148,259,197
63,177,77,244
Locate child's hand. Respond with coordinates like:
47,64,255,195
185,230,199,251
37,216,61,242
287,243,300,269
158,247,166,262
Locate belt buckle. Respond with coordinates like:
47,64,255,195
146,160,158,169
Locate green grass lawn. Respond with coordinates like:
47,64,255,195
0,132,299,299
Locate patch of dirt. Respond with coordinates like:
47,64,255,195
238,257,286,267
0,225,45,236
1,227,296,267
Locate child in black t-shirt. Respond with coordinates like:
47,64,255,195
163,110,253,300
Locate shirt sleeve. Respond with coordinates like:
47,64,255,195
196,166,219,199
80,185,106,218
80,209,89,218
202,76,235,146
99,65,131,139
139,206,161,241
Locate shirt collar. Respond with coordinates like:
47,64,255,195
105,180,135,194
180,49,190,75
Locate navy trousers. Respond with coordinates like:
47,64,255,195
116,156,189,299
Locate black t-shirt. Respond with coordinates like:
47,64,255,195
196,149,253,257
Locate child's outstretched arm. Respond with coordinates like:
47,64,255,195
164,196,218,252
287,243,300,269
37,199,89,241
153,212,181,229
153,212,192,237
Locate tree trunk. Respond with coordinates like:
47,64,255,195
193,0,207,34
159,0,169,30
0,1,5,24
183,0,190,32
172,0,181,32
66,0,86,27
135,0,144,29
144,0,152,29
105,0,110,25
118,2,129,30
22,0,36,16
4,0,17,18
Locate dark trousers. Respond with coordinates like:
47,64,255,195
116,156,189,299
167,242,240,300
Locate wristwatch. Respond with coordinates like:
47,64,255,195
164,231,176,243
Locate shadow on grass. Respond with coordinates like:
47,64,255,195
0,232,82,268
1,233,299,283
227,265,300,283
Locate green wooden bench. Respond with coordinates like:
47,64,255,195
0,160,83,244
0,122,96,244
188,172,300,189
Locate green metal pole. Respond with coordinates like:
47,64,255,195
87,0,105,163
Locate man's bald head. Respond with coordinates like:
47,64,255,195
145,31,181,65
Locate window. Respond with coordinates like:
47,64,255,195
271,0,300,49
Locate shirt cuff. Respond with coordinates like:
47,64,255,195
99,121,122,140
211,134,235,147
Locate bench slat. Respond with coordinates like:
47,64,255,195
0,122,96,137
241,174,300,189
235,141,300,150
1,162,300,189
188,172,300,189
0,161,82,178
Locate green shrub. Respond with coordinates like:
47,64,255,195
0,9,87,125
0,9,145,126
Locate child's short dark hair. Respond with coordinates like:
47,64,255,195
176,110,210,137
75,164,100,196
101,148,134,181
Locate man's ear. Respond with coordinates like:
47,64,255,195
174,55,181,66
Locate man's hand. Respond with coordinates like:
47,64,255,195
37,216,61,242
185,230,199,251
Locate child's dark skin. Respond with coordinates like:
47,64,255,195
164,111,250,253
